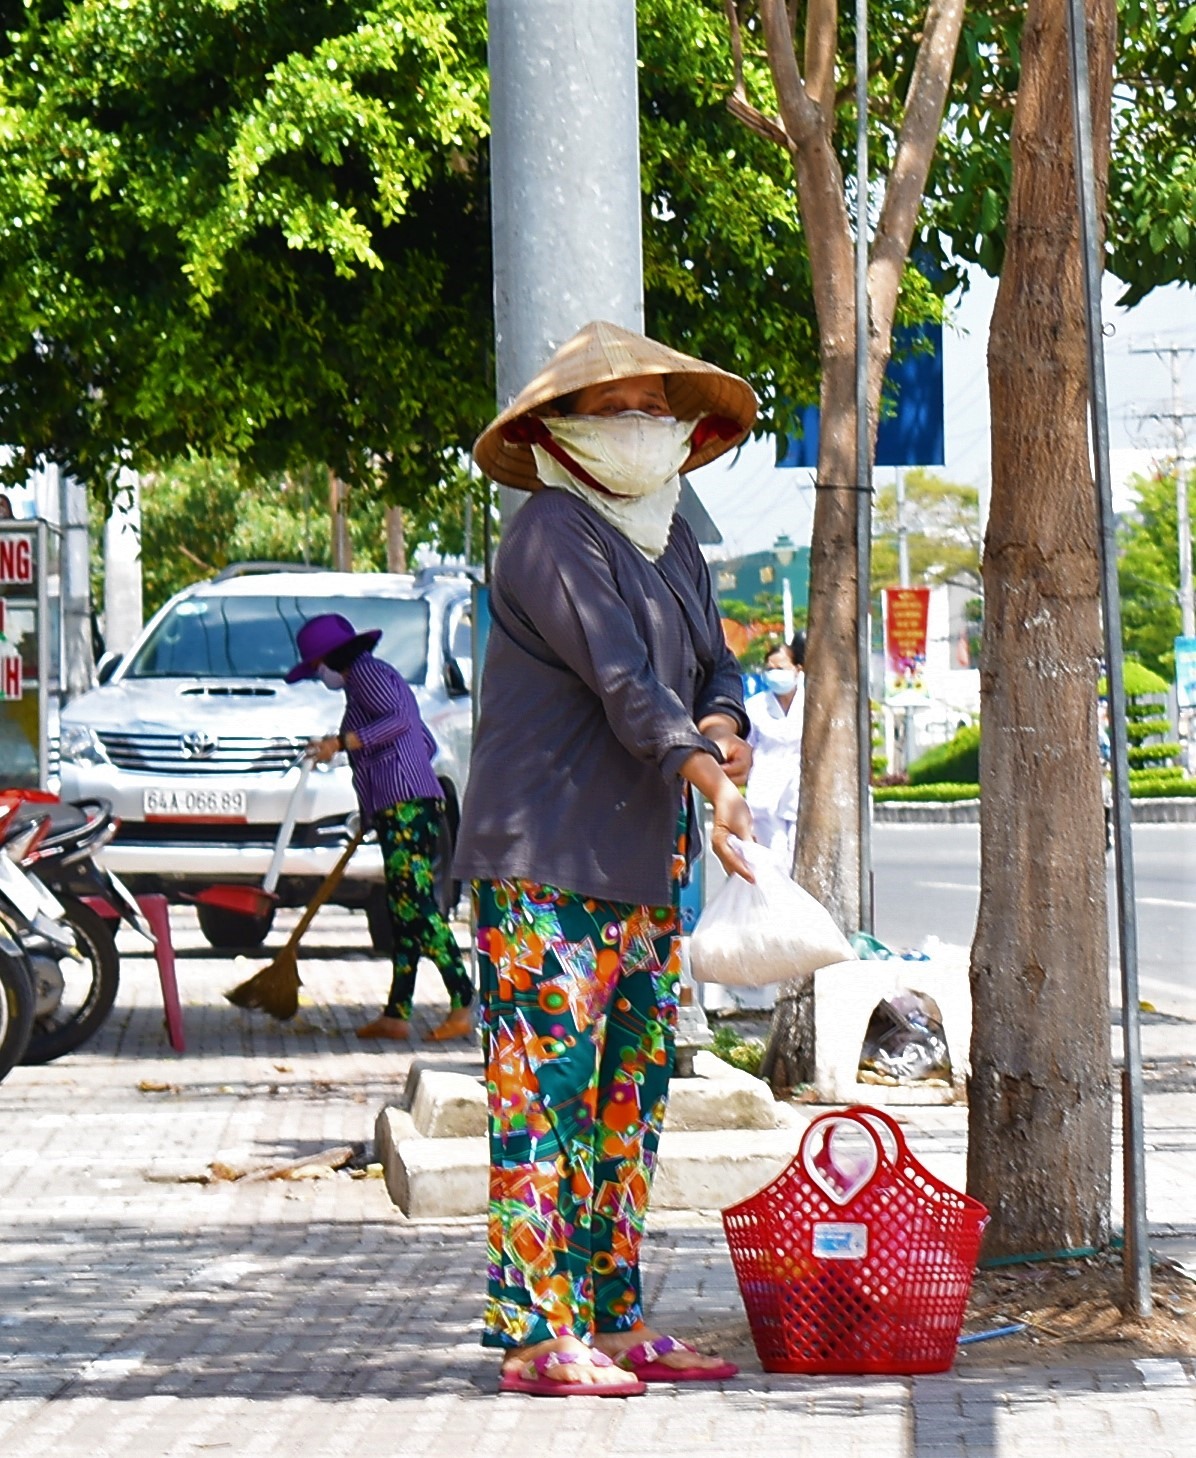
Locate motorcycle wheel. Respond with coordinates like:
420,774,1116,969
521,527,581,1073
21,896,121,1065
0,945,36,1083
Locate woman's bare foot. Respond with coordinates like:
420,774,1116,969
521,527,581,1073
594,1325,735,1375
501,1335,642,1391
422,1005,474,1042
355,1014,410,1041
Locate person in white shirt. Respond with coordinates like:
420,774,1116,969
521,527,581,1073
744,632,805,863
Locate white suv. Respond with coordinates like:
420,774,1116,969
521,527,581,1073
59,566,474,949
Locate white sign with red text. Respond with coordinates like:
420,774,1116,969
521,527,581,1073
0,533,34,586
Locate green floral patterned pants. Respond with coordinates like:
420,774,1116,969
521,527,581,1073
376,799,472,1020
475,875,682,1350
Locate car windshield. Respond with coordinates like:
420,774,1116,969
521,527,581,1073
123,594,430,683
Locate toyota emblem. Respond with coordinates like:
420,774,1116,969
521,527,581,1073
181,731,217,759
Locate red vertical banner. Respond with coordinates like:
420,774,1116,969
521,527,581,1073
883,587,931,702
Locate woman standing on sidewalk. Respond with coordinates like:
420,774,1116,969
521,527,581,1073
456,321,756,1396
744,631,806,863
290,613,475,1043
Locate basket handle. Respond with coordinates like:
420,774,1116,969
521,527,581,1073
798,1108,890,1208
842,1104,912,1166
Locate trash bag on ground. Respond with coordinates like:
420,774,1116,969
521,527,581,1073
858,990,951,1084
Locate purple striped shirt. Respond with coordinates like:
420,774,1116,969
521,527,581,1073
340,652,442,818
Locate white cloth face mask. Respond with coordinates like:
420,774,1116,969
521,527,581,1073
316,664,345,691
539,411,696,499
764,668,799,696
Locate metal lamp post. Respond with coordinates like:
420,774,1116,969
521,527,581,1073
773,533,797,643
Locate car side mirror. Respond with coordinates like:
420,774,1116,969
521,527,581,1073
96,652,123,685
443,656,471,698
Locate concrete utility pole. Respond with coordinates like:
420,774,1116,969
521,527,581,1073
58,469,93,698
1130,341,1196,638
103,473,144,655
488,0,644,518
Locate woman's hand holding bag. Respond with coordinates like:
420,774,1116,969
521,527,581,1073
689,837,854,987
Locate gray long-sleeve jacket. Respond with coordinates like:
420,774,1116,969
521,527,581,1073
454,488,748,906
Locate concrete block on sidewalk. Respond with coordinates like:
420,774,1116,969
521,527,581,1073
408,1070,487,1139
666,1051,781,1131
374,1107,488,1218
375,1096,808,1218
812,957,971,1106
652,1124,806,1210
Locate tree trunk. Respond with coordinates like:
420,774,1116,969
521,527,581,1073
386,505,407,573
764,328,889,1087
328,468,352,572
967,0,1116,1255
737,0,966,1088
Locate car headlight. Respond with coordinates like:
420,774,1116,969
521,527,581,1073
59,725,110,766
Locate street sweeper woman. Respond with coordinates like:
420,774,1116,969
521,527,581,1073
288,613,474,1042
455,321,758,1396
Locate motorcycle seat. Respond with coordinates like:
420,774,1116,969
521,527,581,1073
0,798,111,853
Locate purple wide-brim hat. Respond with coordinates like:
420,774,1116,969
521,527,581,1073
285,613,381,683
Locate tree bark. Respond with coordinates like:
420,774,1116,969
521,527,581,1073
386,504,407,573
747,1,966,1085
328,468,352,573
967,0,1116,1255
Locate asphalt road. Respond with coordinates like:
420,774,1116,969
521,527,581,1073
873,822,1196,1018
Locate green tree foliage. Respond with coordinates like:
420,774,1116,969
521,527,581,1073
134,452,491,615
0,0,825,510
920,1,1196,302
1117,468,1194,680
2,2,1189,554
0,1,493,503
871,469,982,590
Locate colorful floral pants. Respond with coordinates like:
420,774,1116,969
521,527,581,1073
376,800,472,1020
475,875,682,1350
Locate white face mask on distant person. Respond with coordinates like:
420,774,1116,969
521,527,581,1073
540,411,696,498
764,668,799,696
316,664,345,691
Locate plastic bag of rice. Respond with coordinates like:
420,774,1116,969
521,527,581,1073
690,838,854,987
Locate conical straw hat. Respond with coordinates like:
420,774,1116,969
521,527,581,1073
474,320,758,490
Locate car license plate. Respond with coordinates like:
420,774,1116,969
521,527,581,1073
143,787,248,822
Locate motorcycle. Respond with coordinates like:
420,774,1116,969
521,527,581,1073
0,797,151,1064
0,919,35,1084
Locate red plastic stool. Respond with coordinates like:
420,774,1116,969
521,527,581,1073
84,893,185,1053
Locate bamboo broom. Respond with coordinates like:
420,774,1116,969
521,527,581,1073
224,829,366,1020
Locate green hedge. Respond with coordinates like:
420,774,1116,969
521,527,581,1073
1130,766,1185,785
876,775,1196,802
1098,662,1170,697
1127,717,1174,744
906,724,980,785
1128,768,1196,797
1129,780,1196,798
874,782,981,802
1128,742,1181,767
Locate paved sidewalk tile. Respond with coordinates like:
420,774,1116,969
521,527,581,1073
1,907,1194,1456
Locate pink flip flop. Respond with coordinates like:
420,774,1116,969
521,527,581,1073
499,1347,647,1397
615,1334,739,1383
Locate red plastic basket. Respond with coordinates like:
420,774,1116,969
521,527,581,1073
722,1105,988,1374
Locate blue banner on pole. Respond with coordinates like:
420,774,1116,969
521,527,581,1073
1176,636,1196,710
777,324,945,469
